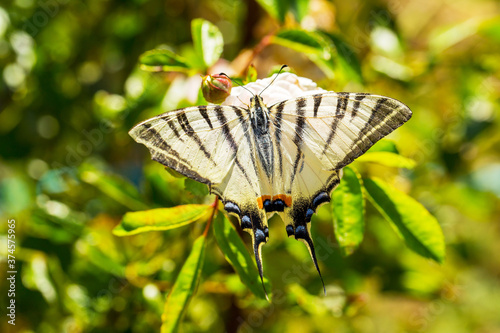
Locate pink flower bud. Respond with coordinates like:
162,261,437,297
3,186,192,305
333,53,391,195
201,74,232,104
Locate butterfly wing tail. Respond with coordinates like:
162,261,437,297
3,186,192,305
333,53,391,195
248,209,270,300
222,198,271,300
295,224,326,295
251,226,269,300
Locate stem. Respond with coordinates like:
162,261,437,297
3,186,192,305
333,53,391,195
240,34,273,76
203,196,219,236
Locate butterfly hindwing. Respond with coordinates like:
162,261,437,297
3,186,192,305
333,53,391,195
266,92,411,289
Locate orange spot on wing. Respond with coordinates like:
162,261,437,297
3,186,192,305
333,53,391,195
257,195,271,209
272,194,292,207
257,194,293,209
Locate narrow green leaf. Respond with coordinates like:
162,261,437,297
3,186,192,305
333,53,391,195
139,49,190,72
356,152,416,169
161,233,207,333
191,19,224,68
272,29,327,55
289,0,310,22
332,166,365,256
364,178,445,263
114,204,212,236
271,29,335,78
213,213,271,300
255,0,287,22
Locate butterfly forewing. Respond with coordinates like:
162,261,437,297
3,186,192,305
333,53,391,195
269,92,412,171
130,105,252,185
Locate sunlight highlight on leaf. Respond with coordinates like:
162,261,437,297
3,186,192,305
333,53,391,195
356,152,416,169
271,29,335,78
114,204,212,236
139,49,191,72
255,0,287,22
191,19,224,69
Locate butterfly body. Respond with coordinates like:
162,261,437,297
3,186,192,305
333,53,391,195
250,96,274,179
130,81,412,293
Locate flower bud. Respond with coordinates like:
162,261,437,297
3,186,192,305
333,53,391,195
201,74,232,104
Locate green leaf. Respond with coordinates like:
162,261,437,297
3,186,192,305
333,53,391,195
332,166,365,256
114,204,212,236
479,17,500,42
320,32,363,84
79,164,149,211
367,139,399,154
244,64,258,84
272,29,327,54
0,176,32,214
271,29,335,78
191,19,224,69
356,152,416,169
288,284,330,315
255,0,287,22
255,0,309,23
429,18,480,54
213,213,271,300
289,0,310,22
364,178,445,263
184,178,209,197
139,49,191,72
161,233,207,333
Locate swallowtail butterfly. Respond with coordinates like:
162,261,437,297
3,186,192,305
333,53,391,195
129,69,412,294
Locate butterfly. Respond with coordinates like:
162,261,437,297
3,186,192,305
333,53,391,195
129,71,412,295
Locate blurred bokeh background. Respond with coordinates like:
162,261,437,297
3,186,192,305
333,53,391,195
1,0,499,332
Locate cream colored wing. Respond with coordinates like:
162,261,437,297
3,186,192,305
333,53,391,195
270,92,412,172
130,105,246,185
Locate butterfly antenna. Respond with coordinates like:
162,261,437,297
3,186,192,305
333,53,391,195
258,64,288,97
219,73,255,96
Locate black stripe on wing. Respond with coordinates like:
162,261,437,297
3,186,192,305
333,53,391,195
313,94,322,117
232,106,259,177
290,98,307,185
273,101,286,177
321,92,349,156
333,96,411,170
137,124,211,184
198,105,214,129
215,106,256,188
351,93,368,119
177,111,217,166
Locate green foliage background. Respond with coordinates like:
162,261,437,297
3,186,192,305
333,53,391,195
1,0,499,332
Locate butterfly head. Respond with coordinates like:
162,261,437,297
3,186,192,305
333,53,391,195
249,95,271,133
249,94,265,112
